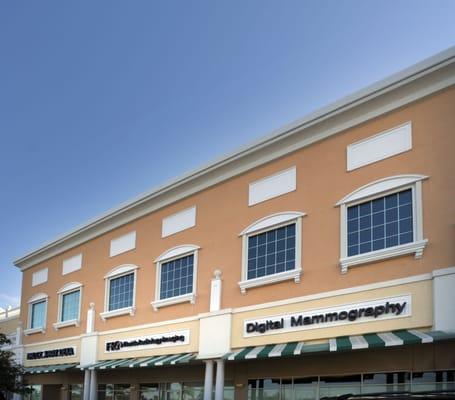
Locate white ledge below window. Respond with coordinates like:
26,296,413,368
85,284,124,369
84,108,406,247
238,268,302,294
24,327,45,335
53,319,80,330
151,293,196,311
100,306,136,320
339,239,428,274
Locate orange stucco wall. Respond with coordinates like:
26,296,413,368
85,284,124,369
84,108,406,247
20,86,455,344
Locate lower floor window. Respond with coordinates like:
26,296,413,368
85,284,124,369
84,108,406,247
98,384,131,400
248,371,454,400
69,384,83,400
24,385,42,400
140,382,234,400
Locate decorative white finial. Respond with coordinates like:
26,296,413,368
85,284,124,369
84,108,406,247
213,269,222,279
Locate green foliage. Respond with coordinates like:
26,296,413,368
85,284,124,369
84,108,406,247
0,333,30,397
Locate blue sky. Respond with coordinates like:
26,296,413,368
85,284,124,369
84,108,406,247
1,1,454,309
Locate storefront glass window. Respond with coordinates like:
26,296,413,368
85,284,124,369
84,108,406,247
69,384,83,400
293,377,318,400
248,371,454,400
223,385,235,400
248,378,280,400
182,382,204,400
140,384,160,400
362,372,410,393
318,375,361,398
160,382,181,400
412,371,455,392
98,384,131,400
25,385,42,400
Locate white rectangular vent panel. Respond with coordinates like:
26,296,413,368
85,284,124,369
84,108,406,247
32,268,48,287
110,231,136,257
62,254,82,275
162,206,196,237
249,167,296,206
347,122,412,171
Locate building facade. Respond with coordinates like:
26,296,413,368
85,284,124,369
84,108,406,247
11,48,455,400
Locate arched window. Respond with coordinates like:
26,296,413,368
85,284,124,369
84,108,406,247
25,293,48,335
100,264,139,320
336,175,428,273
54,282,82,330
238,211,306,293
152,245,200,310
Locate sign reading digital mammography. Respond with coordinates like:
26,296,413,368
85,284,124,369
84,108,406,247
105,329,190,353
244,295,411,337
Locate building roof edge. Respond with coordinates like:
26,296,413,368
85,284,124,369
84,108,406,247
14,46,455,270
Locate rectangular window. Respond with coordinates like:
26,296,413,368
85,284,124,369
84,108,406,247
247,223,296,280
347,188,413,257
319,375,361,398
108,273,134,311
69,384,83,400
98,384,131,400
31,300,46,329
160,255,194,300
61,290,80,321
25,385,42,400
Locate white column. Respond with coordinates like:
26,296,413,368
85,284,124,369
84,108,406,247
210,270,222,312
87,303,95,333
203,360,214,400
214,359,225,400
432,267,455,330
83,369,91,400
16,326,22,346
89,369,98,400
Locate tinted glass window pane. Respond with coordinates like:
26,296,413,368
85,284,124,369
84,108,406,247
293,377,318,400
247,224,296,280
160,255,194,300
108,273,134,311
347,189,413,256
70,384,83,400
363,372,410,393
31,301,46,329
61,290,80,321
140,384,159,400
320,375,361,398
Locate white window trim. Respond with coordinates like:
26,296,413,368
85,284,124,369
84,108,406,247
100,264,138,320
25,293,48,335
53,282,82,330
238,212,305,294
336,174,429,274
151,244,200,310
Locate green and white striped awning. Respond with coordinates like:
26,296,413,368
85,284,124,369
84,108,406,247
329,329,455,352
82,353,196,370
224,330,455,361
24,363,77,374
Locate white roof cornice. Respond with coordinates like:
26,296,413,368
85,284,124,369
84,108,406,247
14,46,455,270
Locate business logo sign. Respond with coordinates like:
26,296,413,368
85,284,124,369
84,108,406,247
105,329,190,353
244,295,411,337
26,347,76,360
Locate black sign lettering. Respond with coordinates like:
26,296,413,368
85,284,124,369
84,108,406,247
105,334,186,352
246,301,407,334
26,347,75,360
